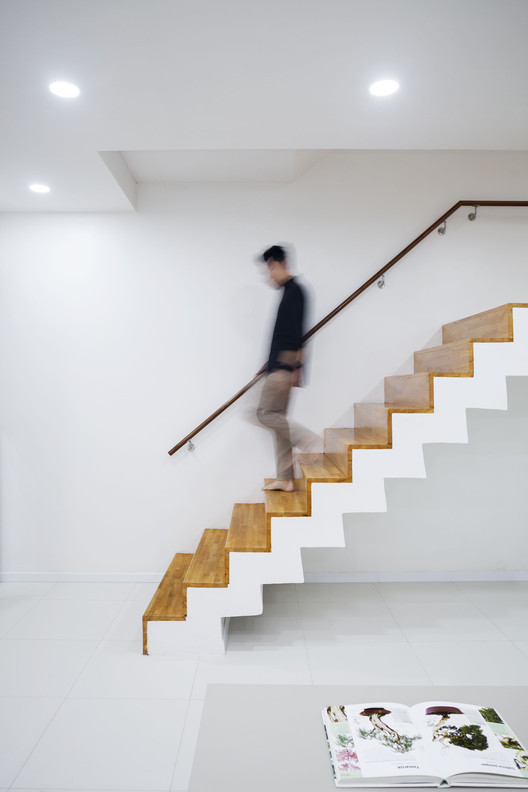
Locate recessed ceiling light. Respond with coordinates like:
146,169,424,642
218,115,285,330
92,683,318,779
369,79,400,97
29,184,51,193
49,81,80,98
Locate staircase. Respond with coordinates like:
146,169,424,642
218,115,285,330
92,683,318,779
143,303,528,655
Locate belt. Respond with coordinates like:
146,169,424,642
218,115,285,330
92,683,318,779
271,362,295,372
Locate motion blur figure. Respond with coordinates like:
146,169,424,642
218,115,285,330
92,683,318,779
256,244,319,492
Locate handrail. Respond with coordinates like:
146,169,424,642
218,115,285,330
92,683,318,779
168,199,528,455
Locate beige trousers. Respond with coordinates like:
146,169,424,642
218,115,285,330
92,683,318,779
256,369,294,480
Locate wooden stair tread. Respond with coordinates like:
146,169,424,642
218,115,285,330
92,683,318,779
414,339,473,375
442,303,528,344
184,528,228,588
324,427,390,476
384,372,433,409
142,552,193,654
324,427,390,449
226,503,269,553
383,402,433,413
144,553,193,622
295,453,347,482
354,402,391,433
264,480,308,516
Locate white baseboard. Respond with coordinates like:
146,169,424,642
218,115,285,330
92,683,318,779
303,571,528,583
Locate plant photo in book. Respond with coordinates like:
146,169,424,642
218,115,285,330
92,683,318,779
322,701,528,788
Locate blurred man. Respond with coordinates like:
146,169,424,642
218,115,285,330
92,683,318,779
256,244,316,492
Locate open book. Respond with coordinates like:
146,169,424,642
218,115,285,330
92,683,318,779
322,701,528,787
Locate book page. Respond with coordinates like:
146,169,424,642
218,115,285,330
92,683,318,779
343,702,432,780
411,701,528,782
323,705,363,785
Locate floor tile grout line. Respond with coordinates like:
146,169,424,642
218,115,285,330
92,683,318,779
169,664,201,792
374,585,415,647
6,587,137,790
6,694,65,790
0,597,49,640
509,641,528,665
375,591,438,684
98,594,137,644
372,583,435,685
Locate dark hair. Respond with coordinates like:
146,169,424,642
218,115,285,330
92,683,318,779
261,244,287,264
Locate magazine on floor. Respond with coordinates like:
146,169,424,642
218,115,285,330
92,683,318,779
322,701,528,787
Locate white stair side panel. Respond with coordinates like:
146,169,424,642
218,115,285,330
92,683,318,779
348,442,427,485
393,407,468,449
147,616,226,655
186,578,265,619
270,506,345,549
311,476,388,516
227,540,305,586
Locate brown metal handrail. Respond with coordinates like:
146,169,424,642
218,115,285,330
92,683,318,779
168,199,528,455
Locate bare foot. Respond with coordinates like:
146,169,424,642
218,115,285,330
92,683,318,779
262,480,295,492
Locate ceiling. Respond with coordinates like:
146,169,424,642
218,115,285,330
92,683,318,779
1,0,527,212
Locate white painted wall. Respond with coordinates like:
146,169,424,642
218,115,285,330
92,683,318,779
1,150,527,579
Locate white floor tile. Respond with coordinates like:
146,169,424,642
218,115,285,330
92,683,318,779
0,598,40,637
457,582,528,603
129,581,161,601
102,598,146,642
192,644,312,699
515,641,528,660
5,598,124,641
298,593,395,619
387,600,508,642
306,640,432,685
0,582,55,599
300,603,405,645
44,582,136,601
411,641,528,685
0,639,97,697
470,600,528,640
12,698,187,791
171,699,205,791
376,582,466,603
297,582,384,604
0,697,62,788
228,601,304,646
70,640,198,699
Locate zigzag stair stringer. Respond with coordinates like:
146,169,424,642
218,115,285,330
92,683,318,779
146,306,528,654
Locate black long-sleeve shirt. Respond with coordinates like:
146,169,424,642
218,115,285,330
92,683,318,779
267,277,305,373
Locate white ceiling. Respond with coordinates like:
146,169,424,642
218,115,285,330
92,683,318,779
1,0,527,212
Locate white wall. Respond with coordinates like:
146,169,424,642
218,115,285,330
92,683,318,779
1,150,528,579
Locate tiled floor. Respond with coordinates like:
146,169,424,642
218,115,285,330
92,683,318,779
1,579,528,790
